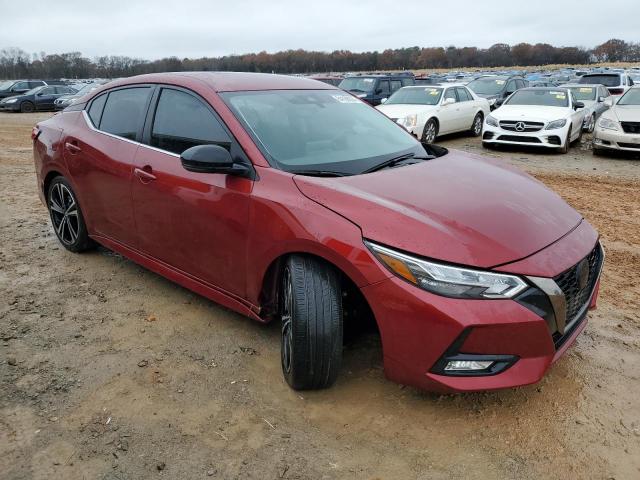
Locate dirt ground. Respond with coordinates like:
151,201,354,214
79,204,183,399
1,112,639,480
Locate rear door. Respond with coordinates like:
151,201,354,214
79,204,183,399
131,86,253,297
455,87,476,130
34,86,58,110
64,86,152,247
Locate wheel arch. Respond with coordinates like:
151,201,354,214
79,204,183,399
43,170,64,198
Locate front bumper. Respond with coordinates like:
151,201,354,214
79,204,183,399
0,102,20,112
483,123,568,149
360,224,602,393
593,127,640,151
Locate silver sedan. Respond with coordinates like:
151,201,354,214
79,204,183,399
564,84,611,132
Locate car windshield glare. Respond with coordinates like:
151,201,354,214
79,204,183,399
338,77,376,92
385,87,442,105
568,87,597,101
617,89,640,106
580,75,620,87
222,90,419,173
467,78,506,95
505,89,569,107
0,81,15,90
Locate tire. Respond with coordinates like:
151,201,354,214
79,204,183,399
470,112,483,137
280,255,343,390
558,126,571,154
586,113,596,134
421,119,438,144
20,101,35,113
47,176,94,252
573,124,583,145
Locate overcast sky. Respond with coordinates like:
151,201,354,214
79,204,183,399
3,0,639,59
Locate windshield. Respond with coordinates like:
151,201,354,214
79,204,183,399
385,87,442,105
222,90,420,174
617,89,640,106
505,89,569,107
338,77,376,93
580,75,620,87
467,78,507,95
568,87,597,101
24,86,45,96
0,81,15,90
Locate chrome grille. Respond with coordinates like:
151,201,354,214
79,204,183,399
499,120,544,132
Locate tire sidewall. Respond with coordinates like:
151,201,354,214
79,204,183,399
20,101,34,113
47,176,91,252
422,119,437,144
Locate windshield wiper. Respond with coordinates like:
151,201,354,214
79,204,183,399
362,153,434,174
289,169,348,177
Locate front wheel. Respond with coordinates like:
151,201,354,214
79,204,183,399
48,176,94,252
558,126,572,154
470,112,483,137
421,119,438,144
280,255,343,390
586,113,596,133
20,101,35,113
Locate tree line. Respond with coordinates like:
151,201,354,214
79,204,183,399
1,39,638,80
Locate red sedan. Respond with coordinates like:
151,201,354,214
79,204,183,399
33,72,603,393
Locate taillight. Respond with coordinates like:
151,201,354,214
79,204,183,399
31,126,40,141
608,88,624,95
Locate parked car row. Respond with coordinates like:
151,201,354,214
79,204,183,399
0,79,107,113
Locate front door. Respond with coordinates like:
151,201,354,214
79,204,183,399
131,87,252,298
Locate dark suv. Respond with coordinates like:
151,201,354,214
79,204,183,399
0,80,47,99
466,75,529,109
339,73,415,105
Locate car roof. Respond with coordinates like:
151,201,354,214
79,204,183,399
104,72,338,93
563,84,602,88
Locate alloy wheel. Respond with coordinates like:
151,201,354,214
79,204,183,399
49,183,79,245
424,122,436,143
473,115,483,135
281,267,294,374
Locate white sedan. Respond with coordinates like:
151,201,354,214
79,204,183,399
376,84,490,143
482,88,586,154
593,86,640,154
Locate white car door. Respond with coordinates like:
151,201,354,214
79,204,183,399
438,87,463,134
455,87,477,131
568,92,585,137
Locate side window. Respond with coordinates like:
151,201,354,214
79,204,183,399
444,88,457,102
29,81,45,89
506,80,517,93
150,88,231,155
57,86,74,94
390,80,402,92
13,81,29,91
516,79,525,89
378,80,390,96
87,94,107,126
456,87,471,101
39,87,56,95
99,87,151,141
401,78,414,86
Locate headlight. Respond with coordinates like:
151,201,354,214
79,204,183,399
399,114,418,128
485,115,499,127
598,117,620,131
545,119,567,130
366,241,528,299
5,98,18,104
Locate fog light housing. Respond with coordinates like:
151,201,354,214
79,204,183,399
444,360,494,371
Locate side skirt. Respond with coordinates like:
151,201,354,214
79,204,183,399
91,234,265,323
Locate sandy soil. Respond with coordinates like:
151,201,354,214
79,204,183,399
1,112,639,480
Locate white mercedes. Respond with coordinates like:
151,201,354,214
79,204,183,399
482,87,586,154
593,86,640,154
376,84,489,143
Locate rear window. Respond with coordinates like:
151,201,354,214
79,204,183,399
505,89,569,107
567,87,597,101
579,75,621,87
87,94,107,126
99,87,151,141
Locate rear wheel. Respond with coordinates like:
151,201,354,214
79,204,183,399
47,176,94,252
20,101,35,113
280,255,343,390
470,112,483,137
421,119,438,144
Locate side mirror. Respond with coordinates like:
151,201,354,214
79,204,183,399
604,98,614,107
574,101,585,110
495,98,505,106
597,96,605,103
180,144,250,177
442,97,456,106
380,97,387,104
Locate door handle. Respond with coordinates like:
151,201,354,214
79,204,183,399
134,166,156,183
65,141,81,154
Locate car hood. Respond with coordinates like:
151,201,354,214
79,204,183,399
293,151,582,268
611,105,640,122
377,104,437,118
492,105,572,122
